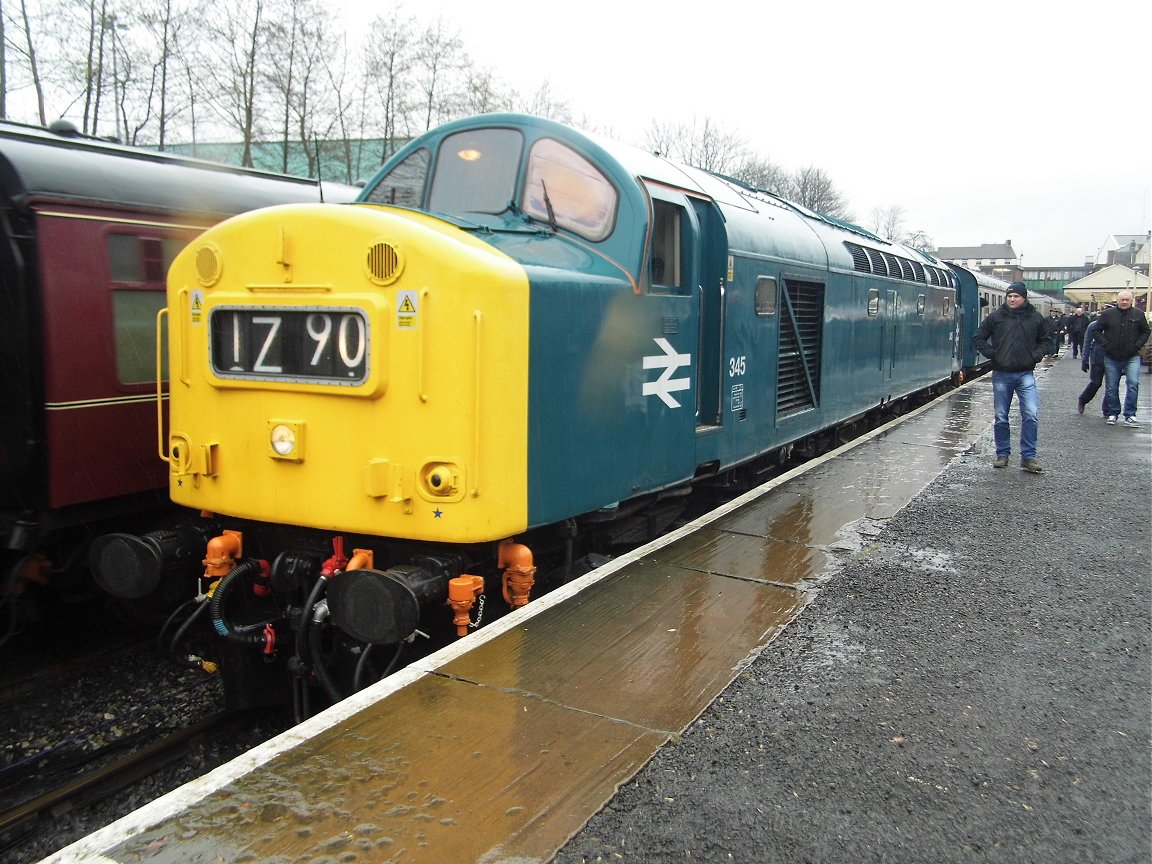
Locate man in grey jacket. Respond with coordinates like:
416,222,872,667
972,282,1055,473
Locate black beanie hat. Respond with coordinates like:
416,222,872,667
1006,281,1028,298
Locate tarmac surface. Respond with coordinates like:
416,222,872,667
555,352,1152,864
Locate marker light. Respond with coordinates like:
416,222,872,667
269,422,303,460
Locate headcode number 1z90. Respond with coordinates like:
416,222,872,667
208,307,369,385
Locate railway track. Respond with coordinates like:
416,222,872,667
0,710,237,850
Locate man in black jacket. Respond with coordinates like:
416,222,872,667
1065,305,1090,358
1078,314,1108,414
972,282,1055,472
1097,289,1151,427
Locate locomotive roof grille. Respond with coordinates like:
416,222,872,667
845,241,950,290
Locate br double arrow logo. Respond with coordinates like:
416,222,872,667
642,338,691,408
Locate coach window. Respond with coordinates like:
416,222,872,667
867,288,880,316
112,291,168,383
755,276,778,315
363,148,430,207
916,294,926,316
107,233,180,384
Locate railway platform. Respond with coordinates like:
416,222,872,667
42,352,1151,864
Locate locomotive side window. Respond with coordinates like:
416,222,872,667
867,288,880,316
755,277,778,315
522,138,617,242
916,294,926,316
430,129,523,215
363,148,430,207
649,199,682,289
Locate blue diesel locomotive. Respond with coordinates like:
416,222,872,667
93,113,987,712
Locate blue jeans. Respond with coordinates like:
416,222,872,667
992,370,1039,460
1102,355,1141,419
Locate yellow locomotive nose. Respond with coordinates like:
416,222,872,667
164,202,530,545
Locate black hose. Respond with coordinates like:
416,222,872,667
208,559,268,646
295,575,328,671
353,640,404,692
308,615,344,704
157,597,198,654
167,600,211,670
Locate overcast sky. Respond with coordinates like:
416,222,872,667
347,0,1150,266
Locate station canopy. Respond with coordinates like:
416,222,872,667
1063,264,1151,309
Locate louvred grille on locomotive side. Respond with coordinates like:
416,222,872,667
776,280,824,418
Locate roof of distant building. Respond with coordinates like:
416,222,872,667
936,242,1017,260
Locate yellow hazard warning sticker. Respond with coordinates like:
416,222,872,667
397,290,418,329
190,290,204,324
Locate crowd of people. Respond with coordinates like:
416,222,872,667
972,283,1150,474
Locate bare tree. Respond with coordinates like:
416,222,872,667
1,0,6,116
790,165,851,219
263,0,339,175
317,32,368,184
731,154,792,196
12,0,47,124
200,0,266,165
869,205,905,241
138,0,184,149
644,116,746,175
363,12,418,164
412,17,465,132
903,229,935,253
514,80,570,122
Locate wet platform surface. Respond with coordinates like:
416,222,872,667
48,383,998,864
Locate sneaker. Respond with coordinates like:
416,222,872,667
1021,459,1043,474
993,455,1009,469
1106,416,1117,425
1123,416,1141,427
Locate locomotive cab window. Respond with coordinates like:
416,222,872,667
867,288,880,316
521,138,617,241
363,148,430,207
916,294,926,316
430,129,523,215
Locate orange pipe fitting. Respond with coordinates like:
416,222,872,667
447,574,485,637
202,530,243,578
498,540,536,609
346,548,374,573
